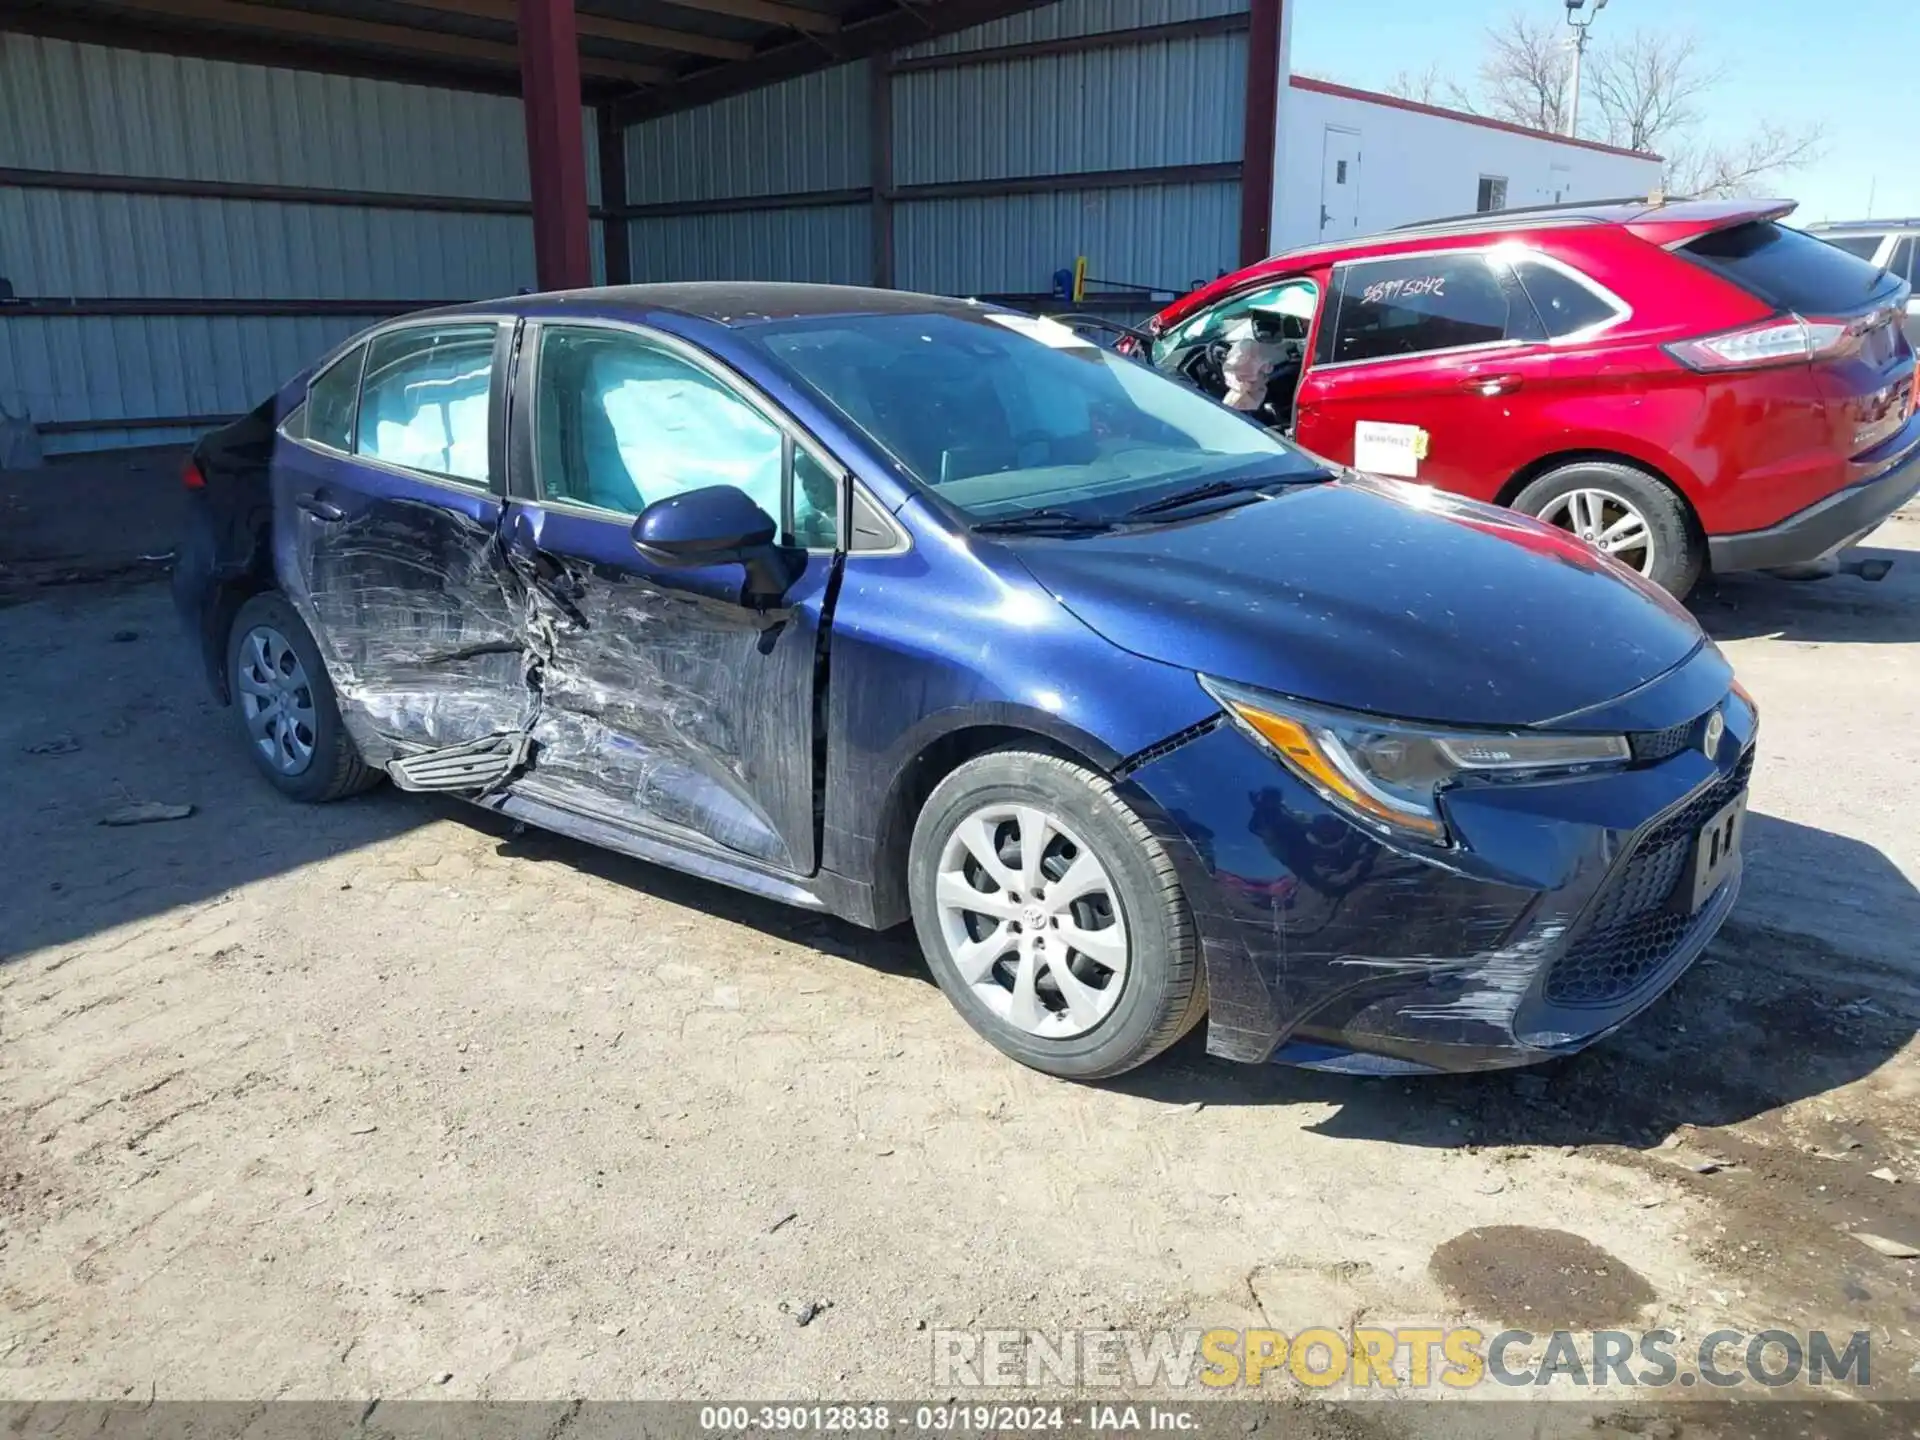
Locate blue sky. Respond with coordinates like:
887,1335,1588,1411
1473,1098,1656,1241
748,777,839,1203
1291,0,1917,224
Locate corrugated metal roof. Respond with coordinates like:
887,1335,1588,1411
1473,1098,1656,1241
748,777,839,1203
895,0,1248,59
892,32,1246,185
894,182,1240,297
625,205,871,285
625,63,868,204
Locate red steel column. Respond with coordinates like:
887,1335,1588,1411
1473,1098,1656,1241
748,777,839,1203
1238,0,1283,266
519,0,592,291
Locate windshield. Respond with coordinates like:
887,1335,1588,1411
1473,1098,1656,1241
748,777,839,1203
742,309,1327,521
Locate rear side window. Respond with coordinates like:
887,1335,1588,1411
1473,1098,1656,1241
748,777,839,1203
356,324,497,484
1684,222,1902,313
1511,260,1621,337
1321,253,1524,364
1888,236,1916,285
305,344,366,452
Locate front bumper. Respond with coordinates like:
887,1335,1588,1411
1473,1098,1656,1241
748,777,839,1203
1122,661,1758,1073
1708,416,1920,573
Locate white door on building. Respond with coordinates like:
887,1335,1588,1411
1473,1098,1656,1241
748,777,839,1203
1549,161,1573,204
1319,127,1362,239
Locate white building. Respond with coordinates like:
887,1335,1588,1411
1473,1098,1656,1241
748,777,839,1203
1273,76,1664,253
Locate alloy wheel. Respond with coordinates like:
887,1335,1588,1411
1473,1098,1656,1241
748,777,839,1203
1537,488,1657,577
934,803,1130,1039
234,625,319,776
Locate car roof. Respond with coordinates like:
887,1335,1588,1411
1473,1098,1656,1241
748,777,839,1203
1806,218,1920,233
452,282,988,328
1258,196,1796,268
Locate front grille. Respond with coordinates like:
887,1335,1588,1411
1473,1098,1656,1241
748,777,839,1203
1629,715,1701,764
1543,748,1754,1007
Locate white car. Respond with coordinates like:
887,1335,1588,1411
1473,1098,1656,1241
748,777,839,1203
1809,220,1920,344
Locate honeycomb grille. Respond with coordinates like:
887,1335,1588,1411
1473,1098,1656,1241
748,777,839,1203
1543,749,1754,1007
1630,715,1702,764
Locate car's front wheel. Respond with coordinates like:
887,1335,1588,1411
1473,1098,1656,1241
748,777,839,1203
907,748,1206,1079
226,592,380,803
1512,460,1703,599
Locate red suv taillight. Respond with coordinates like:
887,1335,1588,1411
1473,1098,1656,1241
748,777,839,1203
181,457,205,490
1665,314,1859,372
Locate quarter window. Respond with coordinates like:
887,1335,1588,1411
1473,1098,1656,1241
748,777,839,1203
534,326,839,549
1511,259,1621,337
305,343,366,453
1324,254,1519,364
355,325,496,484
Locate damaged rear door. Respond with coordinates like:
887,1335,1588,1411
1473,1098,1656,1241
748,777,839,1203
498,320,844,875
272,319,528,754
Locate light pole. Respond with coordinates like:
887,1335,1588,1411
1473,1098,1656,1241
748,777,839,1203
1563,0,1608,139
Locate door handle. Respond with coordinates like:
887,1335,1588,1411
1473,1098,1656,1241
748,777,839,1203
1460,373,1523,397
296,492,345,522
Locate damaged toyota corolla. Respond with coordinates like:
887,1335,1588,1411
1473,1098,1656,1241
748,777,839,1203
175,283,1756,1080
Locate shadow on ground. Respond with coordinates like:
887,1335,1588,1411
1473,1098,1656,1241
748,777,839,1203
1691,544,1920,644
1099,807,1919,1151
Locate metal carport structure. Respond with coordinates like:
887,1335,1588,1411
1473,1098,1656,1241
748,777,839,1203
0,0,1287,451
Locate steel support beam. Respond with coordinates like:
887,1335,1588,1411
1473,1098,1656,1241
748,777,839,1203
596,107,632,285
1238,0,1284,266
869,52,894,289
520,0,594,291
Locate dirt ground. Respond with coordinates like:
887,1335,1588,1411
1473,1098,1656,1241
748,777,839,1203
2,467,1918,1431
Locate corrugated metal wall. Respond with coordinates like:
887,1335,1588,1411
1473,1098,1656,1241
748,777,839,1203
0,34,593,454
617,0,1249,306
892,0,1248,299
622,65,871,286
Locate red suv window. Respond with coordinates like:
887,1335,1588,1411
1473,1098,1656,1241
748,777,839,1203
1318,252,1541,365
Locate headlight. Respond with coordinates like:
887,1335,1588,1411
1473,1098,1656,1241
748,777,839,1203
1201,676,1630,844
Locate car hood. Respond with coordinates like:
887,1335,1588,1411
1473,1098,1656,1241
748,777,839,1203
1009,475,1706,728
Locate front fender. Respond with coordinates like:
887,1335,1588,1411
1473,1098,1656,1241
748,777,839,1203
820,509,1218,920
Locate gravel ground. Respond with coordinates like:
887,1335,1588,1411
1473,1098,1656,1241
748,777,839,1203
2,518,1917,1432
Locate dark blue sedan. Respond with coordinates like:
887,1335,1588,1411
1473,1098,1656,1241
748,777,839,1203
175,283,1756,1080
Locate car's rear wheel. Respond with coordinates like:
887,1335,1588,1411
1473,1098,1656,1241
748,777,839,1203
226,593,379,803
1512,460,1703,599
907,748,1206,1080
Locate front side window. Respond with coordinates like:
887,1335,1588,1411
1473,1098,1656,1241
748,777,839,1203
1151,279,1320,365
305,343,366,452
744,310,1325,522
1323,253,1522,364
355,324,496,484
534,326,838,548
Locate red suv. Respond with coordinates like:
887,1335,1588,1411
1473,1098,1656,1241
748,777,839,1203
1146,199,1919,597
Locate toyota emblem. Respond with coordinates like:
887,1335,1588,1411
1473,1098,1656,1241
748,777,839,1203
1703,709,1726,759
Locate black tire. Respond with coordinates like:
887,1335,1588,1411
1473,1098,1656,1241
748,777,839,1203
1511,460,1703,599
907,748,1206,1080
225,592,380,803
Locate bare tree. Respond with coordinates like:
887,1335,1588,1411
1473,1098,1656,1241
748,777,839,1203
1667,122,1828,199
1457,12,1823,199
1384,63,1460,108
1473,13,1571,134
1584,29,1719,153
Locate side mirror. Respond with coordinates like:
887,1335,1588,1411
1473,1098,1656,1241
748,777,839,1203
630,485,803,604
